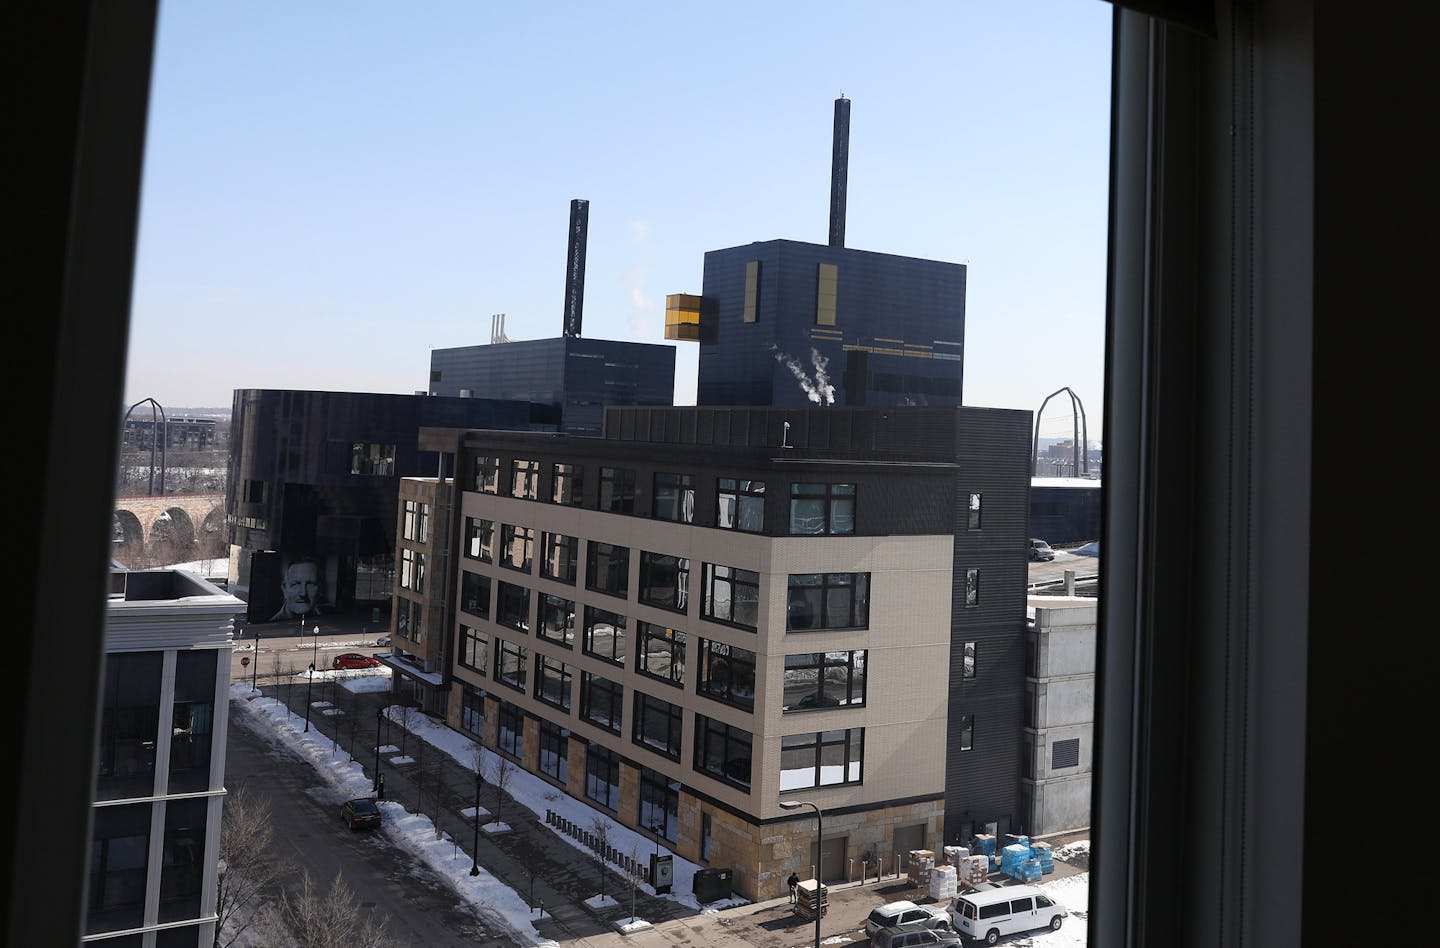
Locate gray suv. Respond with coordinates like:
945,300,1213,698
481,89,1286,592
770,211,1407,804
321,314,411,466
871,923,963,948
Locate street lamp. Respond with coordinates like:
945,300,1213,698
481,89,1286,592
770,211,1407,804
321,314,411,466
303,625,318,732
780,799,823,948
373,708,382,791
470,769,484,876
245,619,259,694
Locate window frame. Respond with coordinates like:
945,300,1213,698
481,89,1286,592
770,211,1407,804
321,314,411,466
460,570,490,619
781,650,867,712
538,593,575,648
464,516,494,563
652,471,696,523
696,637,756,712
585,541,631,598
472,455,499,493
785,571,870,631
494,638,528,692
701,562,760,630
582,605,628,666
787,482,856,535
458,624,488,673
541,531,578,584
535,654,573,712
636,622,685,687
716,477,765,532
552,462,584,506
638,550,689,613
632,690,684,761
598,466,636,514
495,581,531,633
779,727,864,791
579,671,624,735
500,523,535,574
692,714,753,791
510,458,540,500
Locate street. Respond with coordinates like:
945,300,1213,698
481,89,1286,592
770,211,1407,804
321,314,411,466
226,706,516,945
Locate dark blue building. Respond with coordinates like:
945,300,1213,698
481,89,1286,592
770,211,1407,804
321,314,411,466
226,388,558,623
427,337,676,437
689,239,966,408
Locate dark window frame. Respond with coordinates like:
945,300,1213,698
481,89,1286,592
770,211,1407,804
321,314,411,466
511,458,540,500
458,624,488,673
579,671,624,734
535,654,572,712
538,721,569,783
653,471,696,523
583,605,628,665
538,593,575,648
497,699,523,757
494,638,528,692
638,550,689,613
779,728,864,791
785,572,870,631
788,482,856,535
541,531,578,584
636,622,685,687
500,523,535,574
472,455,499,493
716,477,765,532
696,638,757,712
599,466,636,514
464,517,494,563
692,714,753,790
552,462,584,506
632,690,684,761
701,562,760,630
585,541,631,598
460,570,491,619
584,743,620,810
638,767,680,842
496,581,531,633
781,650,867,712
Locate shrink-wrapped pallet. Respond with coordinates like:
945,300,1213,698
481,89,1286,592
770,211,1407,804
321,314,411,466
943,845,969,865
929,863,958,900
907,849,935,887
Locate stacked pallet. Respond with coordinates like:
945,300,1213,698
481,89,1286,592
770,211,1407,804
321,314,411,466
956,854,990,888
907,849,935,887
1030,841,1056,874
1000,843,1032,877
929,863,958,900
943,845,970,866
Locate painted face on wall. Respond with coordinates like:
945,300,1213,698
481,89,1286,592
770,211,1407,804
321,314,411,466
279,559,322,618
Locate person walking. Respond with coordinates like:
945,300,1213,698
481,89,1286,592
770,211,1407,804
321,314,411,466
787,871,800,906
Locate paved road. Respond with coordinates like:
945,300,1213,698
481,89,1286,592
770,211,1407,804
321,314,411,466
227,707,518,946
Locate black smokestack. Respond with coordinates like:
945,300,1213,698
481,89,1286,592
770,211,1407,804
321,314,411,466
828,96,850,248
563,198,590,337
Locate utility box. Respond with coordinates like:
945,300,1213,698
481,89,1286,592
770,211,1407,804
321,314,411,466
693,867,733,903
650,853,674,895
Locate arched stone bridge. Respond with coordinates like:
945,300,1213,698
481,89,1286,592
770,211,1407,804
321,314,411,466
113,493,225,562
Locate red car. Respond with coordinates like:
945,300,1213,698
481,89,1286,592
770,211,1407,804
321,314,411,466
332,653,381,670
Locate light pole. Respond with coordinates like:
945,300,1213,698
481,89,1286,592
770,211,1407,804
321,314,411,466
373,708,382,790
470,770,484,877
303,625,318,732
247,620,259,694
780,799,823,948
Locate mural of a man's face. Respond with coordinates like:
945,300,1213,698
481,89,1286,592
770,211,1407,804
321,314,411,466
280,560,322,617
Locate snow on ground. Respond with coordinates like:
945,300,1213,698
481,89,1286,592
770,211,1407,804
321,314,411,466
1028,871,1090,947
584,894,621,910
229,684,559,947
617,917,653,933
342,674,394,694
383,706,750,912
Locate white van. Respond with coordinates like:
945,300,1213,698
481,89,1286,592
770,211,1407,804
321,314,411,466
947,884,1066,945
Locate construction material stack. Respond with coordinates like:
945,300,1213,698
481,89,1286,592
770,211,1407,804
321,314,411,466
907,849,936,888
795,878,828,920
957,854,990,888
943,845,970,866
1030,841,1056,875
1000,841,1033,878
972,833,997,870
929,863,958,901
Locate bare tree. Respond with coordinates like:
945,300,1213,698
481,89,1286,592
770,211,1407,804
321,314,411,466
590,816,614,903
397,703,413,757
624,840,646,924
489,754,516,828
259,869,388,948
430,749,447,839
214,785,285,948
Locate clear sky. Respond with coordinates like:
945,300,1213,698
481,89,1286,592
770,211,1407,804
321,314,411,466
125,0,1112,440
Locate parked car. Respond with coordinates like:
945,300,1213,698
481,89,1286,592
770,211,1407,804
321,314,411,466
1028,538,1056,561
948,883,1067,945
871,923,964,948
332,652,381,670
341,798,381,831
865,900,953,938
376,635,392,647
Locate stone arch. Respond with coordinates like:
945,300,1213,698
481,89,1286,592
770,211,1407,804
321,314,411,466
112,510,145,562
149,507,197,564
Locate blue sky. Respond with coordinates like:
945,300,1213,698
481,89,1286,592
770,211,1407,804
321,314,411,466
125,0,1112,439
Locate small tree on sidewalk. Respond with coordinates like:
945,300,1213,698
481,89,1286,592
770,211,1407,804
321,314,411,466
625,840,647,925
489,754,515,828
590,816,614,903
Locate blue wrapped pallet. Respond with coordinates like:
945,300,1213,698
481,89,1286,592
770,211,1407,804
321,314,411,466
1019,858,1043,883
973,834,997,856
1001,843,1032,877
1031,841,1056,874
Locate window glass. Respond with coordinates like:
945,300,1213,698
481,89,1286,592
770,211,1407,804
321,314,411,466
494,638,527,690
781,651,866,711
632,691,684,760
786,573,869,630
497,700,523,756
693,714,752,789
552,462,584,505
599,466,636,513
464,517,494,562
583,606,627,665
580,672,624,734
535,655,572,712
458,624,488,672
697,638,756,711
788,482,855,535
639,551,689,612
1010,897,1034,913
702,563,759,629
97,651,163,801
157,798,208,923
460,570,490,618
511,458,540,499
541,532,578,583
496,582,530,632
500,524,534,573
539,722,568,782
538,593,575,648
637,622,685,686
586,541,630,597
168,649,217,793
717,478,765,532
638,767,680,842
654,472,696,523
585,743,620,809
472,455,498,493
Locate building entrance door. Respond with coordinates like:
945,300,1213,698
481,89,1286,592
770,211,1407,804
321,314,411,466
810,835,848,883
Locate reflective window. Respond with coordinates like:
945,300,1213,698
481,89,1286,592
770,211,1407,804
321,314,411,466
653,472,695,523
697,638,756,712
786,573,869,630
702,563,759,629
584,606,627,665
780,729,863,791
511,458,540,499
552,462,584,506
458,624,488,673
535,654,572,712
496,582,530,632
638,768,679,842
788,482,855,535
464,517,494,563
717,478,765,532
638,551,689,613
781,651,867,711
599,466,636,513
460,570,490,619
541,532,578,583
586,541,630,598
693,715,752,790
500,524,534,573
580,672,624,734
539,722,568,783
538,593,575,648
494,639,528,691
637,622,685,687
585,743,620,809
632,691,684,760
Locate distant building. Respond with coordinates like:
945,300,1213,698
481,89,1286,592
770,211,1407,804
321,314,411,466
1022,597,1096,836
682,240,966,409
385,476,452,714
87,568,243,946
415,403,1030,900
427,337,677,437
1029,477,1102,545
226,389,557,625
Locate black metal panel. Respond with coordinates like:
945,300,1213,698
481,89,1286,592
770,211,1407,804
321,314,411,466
829,97,850,248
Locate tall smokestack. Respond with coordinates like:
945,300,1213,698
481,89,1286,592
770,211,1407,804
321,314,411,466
563,198,590,337
828,95,850,248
